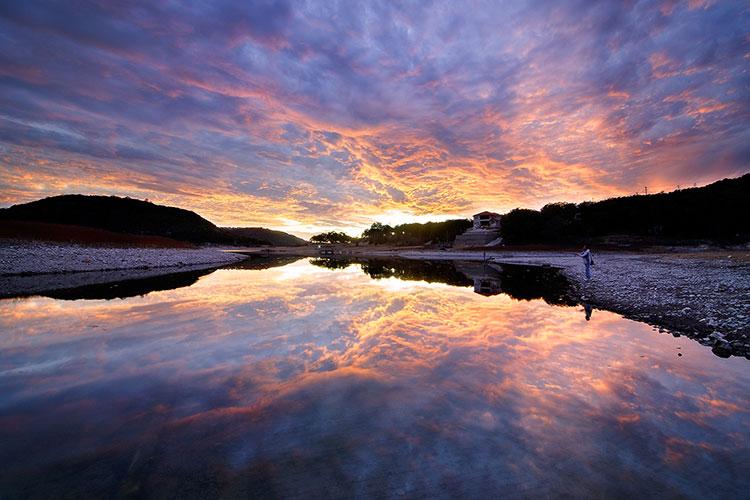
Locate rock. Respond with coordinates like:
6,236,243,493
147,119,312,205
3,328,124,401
712,342,732,358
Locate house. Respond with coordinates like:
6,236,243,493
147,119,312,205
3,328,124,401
454,211,503,247
472,211,502,230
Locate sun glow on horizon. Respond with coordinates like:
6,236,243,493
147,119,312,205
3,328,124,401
0,1,747,232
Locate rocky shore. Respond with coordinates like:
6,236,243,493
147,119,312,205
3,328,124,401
0,241,245,297
3,240,748,359
398,249,750,359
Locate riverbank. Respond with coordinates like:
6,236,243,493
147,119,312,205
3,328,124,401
232,245,750,358
402,249,750,358
0,241,245,297
3,240,748,358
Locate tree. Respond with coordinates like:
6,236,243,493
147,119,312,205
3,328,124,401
361,219,471,245
499,209,544,244
310,231,353,244
362,222,393,244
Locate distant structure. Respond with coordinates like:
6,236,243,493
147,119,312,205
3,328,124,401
455,261,503,296
472,211,502,230
454,211,503,247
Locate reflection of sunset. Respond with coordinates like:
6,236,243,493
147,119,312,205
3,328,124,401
0,260,748,496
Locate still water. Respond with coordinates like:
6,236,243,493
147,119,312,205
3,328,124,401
1,258,748,498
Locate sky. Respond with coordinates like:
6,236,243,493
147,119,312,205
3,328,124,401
0,0,748,237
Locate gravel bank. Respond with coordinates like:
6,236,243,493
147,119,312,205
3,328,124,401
400,249,750,359
0,241,245,297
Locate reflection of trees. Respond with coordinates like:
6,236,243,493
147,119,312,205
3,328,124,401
39,255,575,305
309,258,354,270
361,260,473,287
309,257,576,305
311,257,471,286
488,263,577,306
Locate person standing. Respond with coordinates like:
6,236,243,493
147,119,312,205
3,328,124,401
578,245,593,281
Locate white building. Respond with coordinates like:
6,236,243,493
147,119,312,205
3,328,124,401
454,211,503,247
472,211,502,230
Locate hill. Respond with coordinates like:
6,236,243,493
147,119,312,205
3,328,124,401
500,173,750,245
0,195,303,246
0,220,194,248
223,227,307,246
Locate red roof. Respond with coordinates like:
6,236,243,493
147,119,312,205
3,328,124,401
474,211,501,217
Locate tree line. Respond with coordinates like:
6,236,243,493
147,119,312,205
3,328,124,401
500,174,750,244
310,219,472,246
310,174,749,246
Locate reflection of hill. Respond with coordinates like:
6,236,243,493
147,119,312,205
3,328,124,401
43,268,216,300
11,257,306,301
310,257,576,305
223,256,305,270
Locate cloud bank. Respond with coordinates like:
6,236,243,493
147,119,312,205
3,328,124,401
0,0,748,235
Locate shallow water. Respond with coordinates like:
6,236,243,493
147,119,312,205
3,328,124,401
0,258,748,498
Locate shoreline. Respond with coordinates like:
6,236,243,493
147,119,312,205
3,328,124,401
239,245,750,358
398,249,750,358
2,241,748,358
0,240,245,297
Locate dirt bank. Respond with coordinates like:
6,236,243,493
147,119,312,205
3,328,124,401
0,241,245,297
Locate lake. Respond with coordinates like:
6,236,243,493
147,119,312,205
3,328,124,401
1,257,748,498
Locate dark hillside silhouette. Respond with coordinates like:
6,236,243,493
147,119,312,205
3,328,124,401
362,219,472,245
224,227,308,246
501,173,750,245
0,220,194,248
0,195,303,246
0,195,228,243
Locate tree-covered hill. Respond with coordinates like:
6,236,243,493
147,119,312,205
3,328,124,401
223,227,308,246
500,173,750,245
362,219,472,246
0,195,304,246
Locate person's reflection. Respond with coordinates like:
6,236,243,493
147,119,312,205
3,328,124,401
583,302,593,321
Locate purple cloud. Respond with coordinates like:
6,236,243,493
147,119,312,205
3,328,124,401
0,0,748,234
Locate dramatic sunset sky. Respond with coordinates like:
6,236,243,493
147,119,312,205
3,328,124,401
0,1,748,237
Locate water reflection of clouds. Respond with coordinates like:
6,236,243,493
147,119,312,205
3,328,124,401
0,263,748,496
